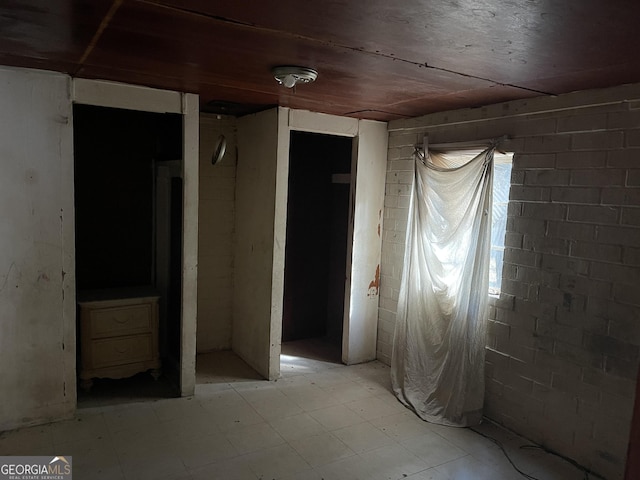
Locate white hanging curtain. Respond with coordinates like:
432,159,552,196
391,141,495,427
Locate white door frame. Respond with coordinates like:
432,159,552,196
71,79,199,396
274,108,388,370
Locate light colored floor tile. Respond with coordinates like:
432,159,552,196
194,382,233,396
309,404,366,431
0,423,54,455
273,374,317,387
405,468,449,480
2,342,597,480
240,384,302,419
116,439,182,468
369,410,416,428
74,462,126,480
153,396,205,422
279,356,317,376
279,345,343,375
333,422,394,453
485,441,585,480
196,350,262,384
56,435,119,469
269,413,326,441
355,378,393,396
237,384,282,404
198,388,249,410
51,411,109,445
275,382,323,398
245,443,310,479
176,433,238,469
321,382,374,404
232,380,278,393
158,412,220,440
428,423,499,457
376,390,406,407
315,455,373,480
358,444,430,480
277,467,327,480
278,384,342,411
224,421,285,454
110,423,173,456
346,395,406,420
376,415,434,441
290,432,356,467
451,425,538,479
305,370,352,388
207,403,264,432
120,451,189,480
190,456,258,480
434,454,505,480
248,394,304,421
103,404,160,433
401,431,467,468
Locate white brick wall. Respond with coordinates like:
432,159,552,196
197,114,237,352
381,83,640,480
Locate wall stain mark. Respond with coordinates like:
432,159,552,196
368,264,380,297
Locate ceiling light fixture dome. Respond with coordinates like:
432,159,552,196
272,66,318,89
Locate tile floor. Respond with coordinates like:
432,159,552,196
0,339,590,480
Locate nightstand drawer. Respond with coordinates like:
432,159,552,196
90,304,152,338
78,291,161,389
91,334,153,369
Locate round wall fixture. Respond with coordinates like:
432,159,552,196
272,66,318,89
211,134,226,165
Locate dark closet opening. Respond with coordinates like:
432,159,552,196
282,131,352,355
73,104,182,403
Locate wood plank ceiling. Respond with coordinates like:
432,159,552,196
1,0,639,120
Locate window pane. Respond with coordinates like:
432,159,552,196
489,162,512,294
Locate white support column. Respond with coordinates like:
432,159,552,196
180,92,199,395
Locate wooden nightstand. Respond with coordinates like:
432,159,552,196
78,288,161,391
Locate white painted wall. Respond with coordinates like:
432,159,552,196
197,114,237,352
0,67,75,430
180,93,199,396
343,120,388,364
234,108,282,379
271,110,290,377
233,107,388,377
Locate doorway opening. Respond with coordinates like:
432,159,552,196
282,131,353,368
73,104,183,406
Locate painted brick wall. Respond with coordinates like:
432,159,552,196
380,84,640,480
197,114,237,352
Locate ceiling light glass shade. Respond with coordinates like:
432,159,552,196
282,74,297,88
272,66,318,88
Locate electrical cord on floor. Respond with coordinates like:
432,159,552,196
468,427,604,480
518,444,606,480
469,427,543,480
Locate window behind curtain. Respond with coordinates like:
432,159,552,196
489,154,513,295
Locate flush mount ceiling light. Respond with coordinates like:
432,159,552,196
272,66,318,89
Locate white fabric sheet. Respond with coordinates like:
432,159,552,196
391,146,494,427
